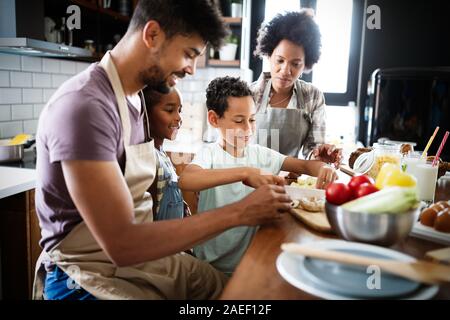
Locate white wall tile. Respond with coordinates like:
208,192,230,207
11,104,33,120
0,105,11,121
0,53,21,70
0,71,10,86
33,104,45,117
23,119,38,135
10,71,32,87
0,121,23,138
76,61,90,73
180,92,193,103
0,88,22,104
186,81,205,92
22,88,43,103
21,56,42,72
42,58,60,73
193,69,208,80
43,88,56,102
193,92,206,103
52,74,70,88
33,73,52,88
60,60,77,74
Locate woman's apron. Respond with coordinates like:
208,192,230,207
32,52,226,300
254,79,312,158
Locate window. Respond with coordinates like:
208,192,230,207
264,0,300,24
262,0,301,72
263,0,363,105
312,0,353,93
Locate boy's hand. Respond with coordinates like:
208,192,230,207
315,165,338,189
236,185,292,226
243,168,285,188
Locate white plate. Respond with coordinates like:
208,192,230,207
276,239,439,300
285,185,325,200
410,222,450,245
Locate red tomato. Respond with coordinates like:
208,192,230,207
355,183,379,198
325,183,353,205
348,175,375,192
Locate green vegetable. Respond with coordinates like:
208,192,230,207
342,186,419,214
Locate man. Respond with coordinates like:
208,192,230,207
34,0,292,300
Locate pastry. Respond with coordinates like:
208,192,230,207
400,143,414,155
298,197,325,212
434,208,450,233
348,147,373,169
419,201,450,233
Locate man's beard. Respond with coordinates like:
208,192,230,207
139,65,170,94
139,65,185,94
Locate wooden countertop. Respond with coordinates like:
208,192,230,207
220,175,450,300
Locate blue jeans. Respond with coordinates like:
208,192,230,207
44,266,96,300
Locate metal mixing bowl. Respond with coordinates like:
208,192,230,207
325,202,419,246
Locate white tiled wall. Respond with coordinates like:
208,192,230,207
0,52,252,148
164,67,252,153
0,53,90,139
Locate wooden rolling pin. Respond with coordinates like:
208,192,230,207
281,243,450,285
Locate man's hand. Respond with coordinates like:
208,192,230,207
242,168,286,188
312,144,343,167
236,185,292,226
315,165,338,189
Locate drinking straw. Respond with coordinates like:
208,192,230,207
432,131,449,167
422,126,439,158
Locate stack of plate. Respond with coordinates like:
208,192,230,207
276,240,439,299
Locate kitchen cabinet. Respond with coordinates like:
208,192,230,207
0,189,41,300
42,0,139,61
0,166,39,300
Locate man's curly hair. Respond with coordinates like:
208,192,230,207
254,10,322,70
206,76,252,118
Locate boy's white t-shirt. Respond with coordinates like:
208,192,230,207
190,142,287,274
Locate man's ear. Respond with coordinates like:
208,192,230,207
142,20,164,51
207,110,220,128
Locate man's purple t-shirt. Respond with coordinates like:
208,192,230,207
36,63,146,251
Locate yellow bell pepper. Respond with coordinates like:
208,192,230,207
375,163,417,189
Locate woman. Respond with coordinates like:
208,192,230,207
251,10,342,166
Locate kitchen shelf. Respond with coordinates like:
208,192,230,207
70,0,131,22
208,59,240,67
222,17,242,25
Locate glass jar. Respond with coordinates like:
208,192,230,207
84,40,95,54
353,143,402,179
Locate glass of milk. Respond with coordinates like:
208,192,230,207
415,160,439,205
403,151,426,178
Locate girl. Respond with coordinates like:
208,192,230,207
144,87,190,220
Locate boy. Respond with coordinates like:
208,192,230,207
178,76,337,274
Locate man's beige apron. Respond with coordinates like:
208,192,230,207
32,52,226,300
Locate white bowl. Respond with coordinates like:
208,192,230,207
284,185,325,200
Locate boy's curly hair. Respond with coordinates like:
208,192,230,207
206,76,252,117
254,10,321,70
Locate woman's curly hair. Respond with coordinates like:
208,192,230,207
206,76,252,117
254,10,322,70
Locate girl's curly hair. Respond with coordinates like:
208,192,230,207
254,10,322,70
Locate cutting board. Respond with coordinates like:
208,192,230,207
290,207,334,234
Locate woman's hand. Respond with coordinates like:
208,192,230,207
312,144,343,167
315,165,338,189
